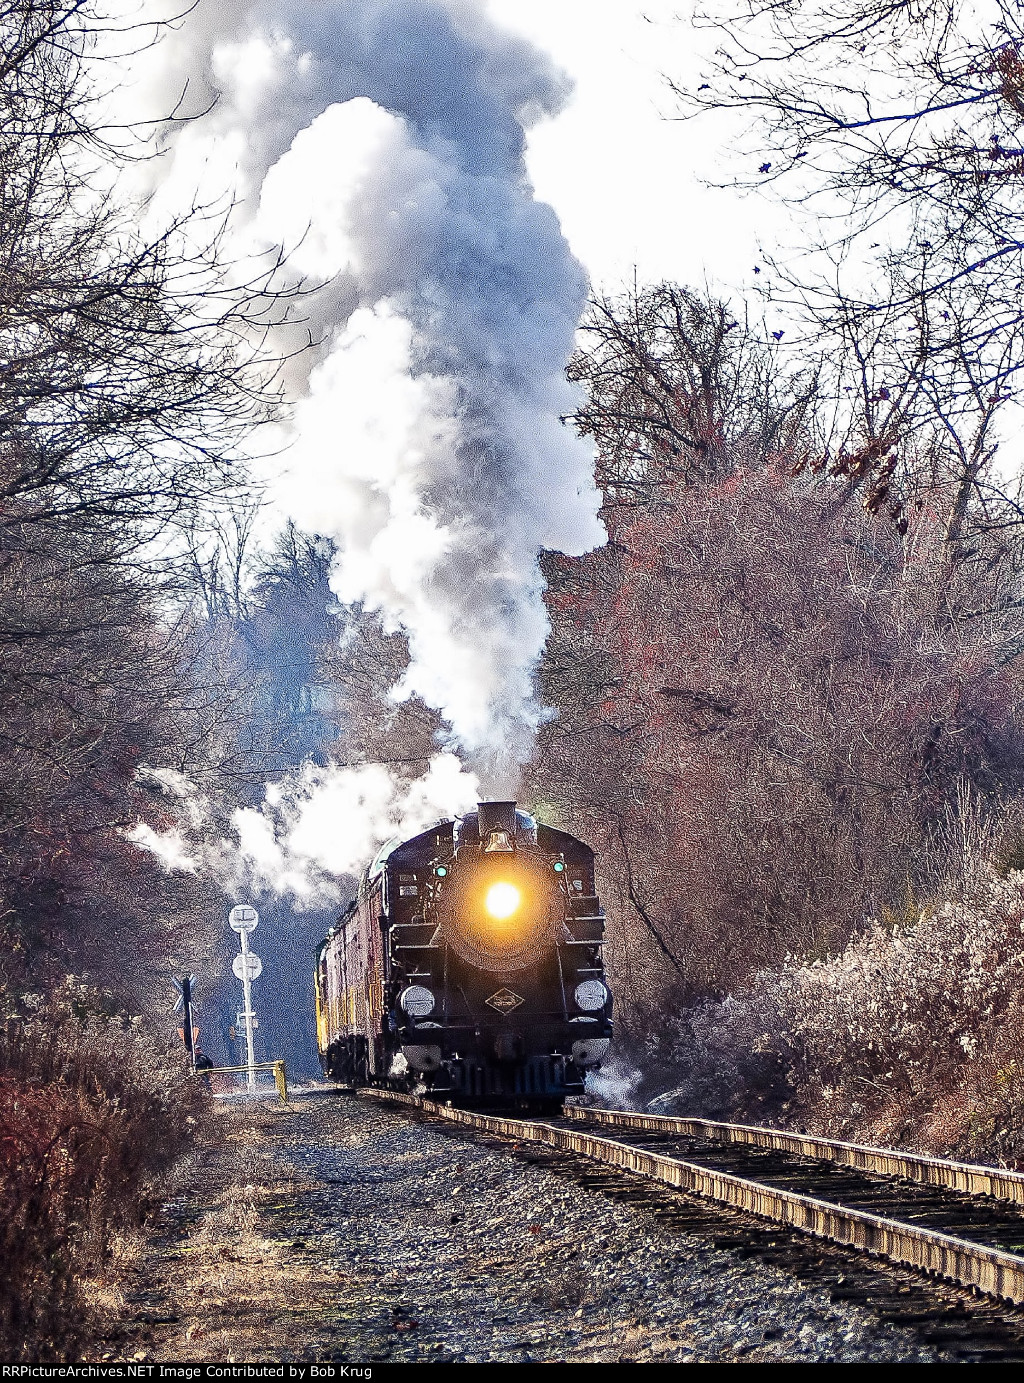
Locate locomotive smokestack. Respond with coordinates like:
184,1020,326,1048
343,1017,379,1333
477,802,517,838
478,801,516,853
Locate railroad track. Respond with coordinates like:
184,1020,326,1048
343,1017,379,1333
559,1105,1024,1301
366,1089,1024,1356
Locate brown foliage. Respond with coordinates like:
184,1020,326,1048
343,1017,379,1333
0,984,207,1359
0,1,280,1000
535,459,1024,1014
0,513,235,1004
0,6,272,1348
650,863,1024,1165
534,281,1024,1045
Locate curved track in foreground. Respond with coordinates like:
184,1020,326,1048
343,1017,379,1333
369,1091,1024,1308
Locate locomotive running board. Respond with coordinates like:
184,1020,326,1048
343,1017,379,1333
364,1089,1024,1306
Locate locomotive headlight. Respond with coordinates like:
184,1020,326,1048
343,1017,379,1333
484,882,521,919
574,979,609,1012
398,984,435,1018
442,856,557,971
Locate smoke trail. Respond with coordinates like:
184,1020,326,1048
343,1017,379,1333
127,0,603,790
131,753,480,907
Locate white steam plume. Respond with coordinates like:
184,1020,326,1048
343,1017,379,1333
121,0,604,790
132,753,479,908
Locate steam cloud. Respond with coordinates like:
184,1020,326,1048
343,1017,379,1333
128,0,604,789
131,754,479,907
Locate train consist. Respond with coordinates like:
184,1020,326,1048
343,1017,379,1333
314,801,612,1103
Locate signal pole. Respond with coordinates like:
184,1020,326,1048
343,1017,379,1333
229,905,262,1091
172,974,198,1068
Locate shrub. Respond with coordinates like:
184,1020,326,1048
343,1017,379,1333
0,983,207,1359
538,463,1024,1008
653,867,1024,1163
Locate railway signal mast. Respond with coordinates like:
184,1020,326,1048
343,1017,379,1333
229,905,262,1091
172,974,198,1068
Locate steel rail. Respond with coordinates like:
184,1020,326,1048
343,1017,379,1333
367,1089,1024,1305
563,1106,1024,1204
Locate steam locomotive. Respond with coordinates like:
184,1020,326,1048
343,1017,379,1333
314,801,612,1104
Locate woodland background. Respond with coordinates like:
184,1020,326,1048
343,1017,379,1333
7,0,1024,1357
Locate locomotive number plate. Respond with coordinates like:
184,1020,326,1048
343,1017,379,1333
485,987,524,1013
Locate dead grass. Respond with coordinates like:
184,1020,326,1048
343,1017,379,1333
84,1102,345,1363
656,866,1024,1163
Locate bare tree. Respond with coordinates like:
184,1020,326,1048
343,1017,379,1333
568,284,815,512
536,463,1024,1006
0,2,296,995
678,0,1024,305
676,0,1024,568
0,1,283,554
533,276,1024,1015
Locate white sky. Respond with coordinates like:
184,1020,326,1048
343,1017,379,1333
482,1,787,303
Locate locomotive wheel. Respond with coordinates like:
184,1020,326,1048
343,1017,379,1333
323,1041,342,1079
354,1038,370,1085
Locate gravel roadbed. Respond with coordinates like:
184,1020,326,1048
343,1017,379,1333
88,1086,955,1363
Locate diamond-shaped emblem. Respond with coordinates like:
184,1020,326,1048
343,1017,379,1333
485,987,524,1013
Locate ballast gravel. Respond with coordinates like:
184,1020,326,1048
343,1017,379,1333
93,1087,956,1363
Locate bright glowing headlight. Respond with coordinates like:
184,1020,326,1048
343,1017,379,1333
484,882,521,919
574,979,609,1012
398,984,435,1018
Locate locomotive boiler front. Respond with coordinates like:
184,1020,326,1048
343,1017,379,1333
398,801,612,1100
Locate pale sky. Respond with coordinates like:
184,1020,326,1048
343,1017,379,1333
482,1,786,302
